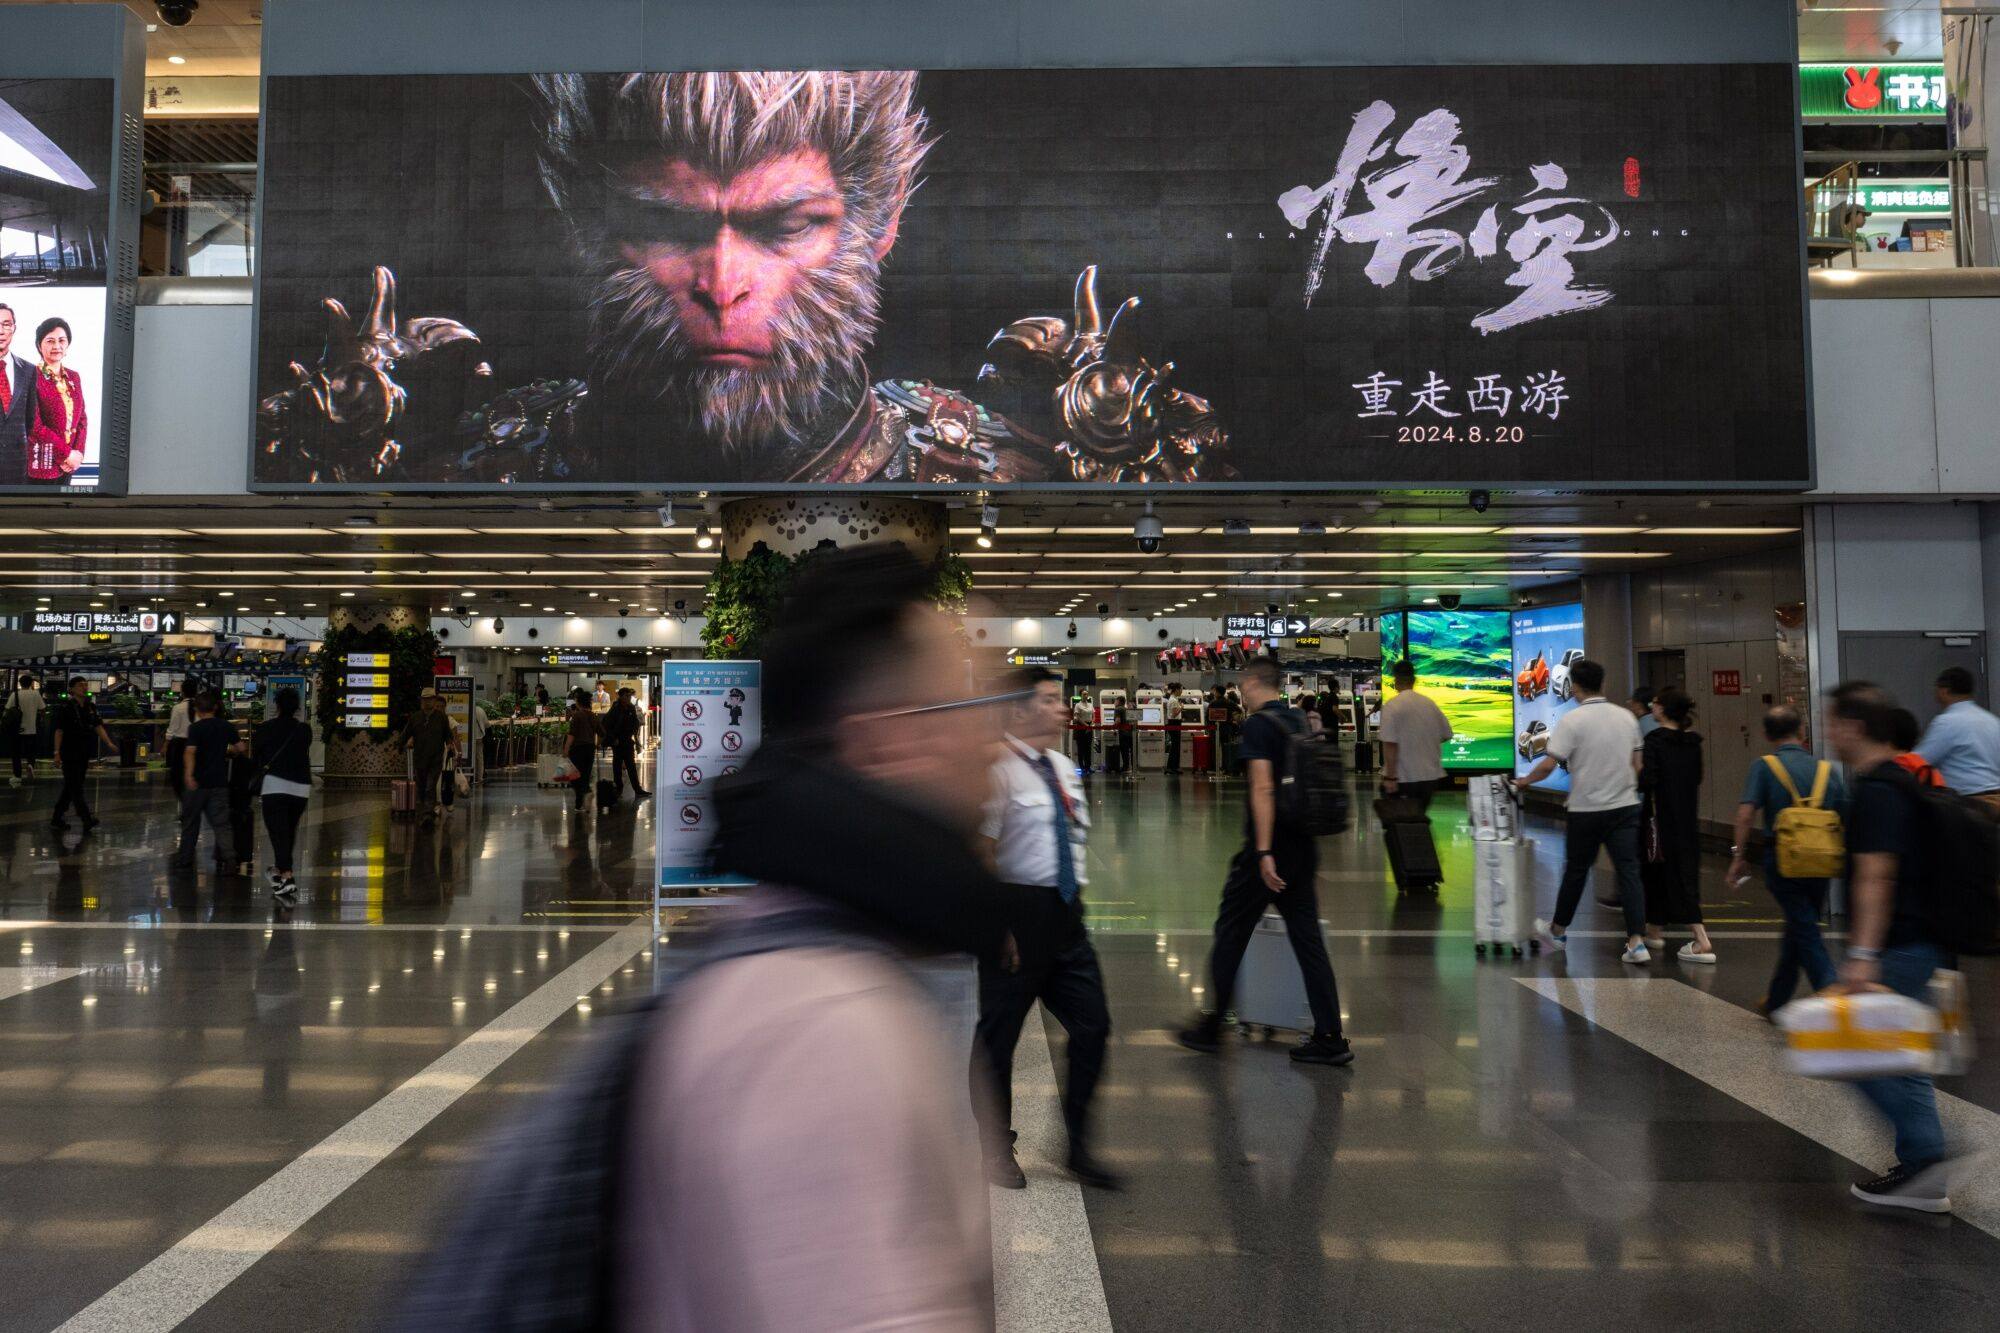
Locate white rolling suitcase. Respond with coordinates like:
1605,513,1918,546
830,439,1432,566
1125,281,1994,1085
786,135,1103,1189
1233,910,1314,1035
1468,776,1536,958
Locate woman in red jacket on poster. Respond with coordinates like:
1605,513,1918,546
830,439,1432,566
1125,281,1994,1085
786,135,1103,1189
26,316,85,482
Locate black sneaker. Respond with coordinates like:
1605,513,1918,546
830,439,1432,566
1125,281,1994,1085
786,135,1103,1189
1290,1033,1356,1066
1176,1013,1224,1054
986,1145,1026,1190
1067,1147,1123,1191
1851,1162,1951,1214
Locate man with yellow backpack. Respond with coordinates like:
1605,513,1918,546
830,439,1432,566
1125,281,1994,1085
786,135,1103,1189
1728,705,1849,1018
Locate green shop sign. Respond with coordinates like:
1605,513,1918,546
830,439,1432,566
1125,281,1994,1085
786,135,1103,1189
1801,63,1948,118
1855,180,1951,215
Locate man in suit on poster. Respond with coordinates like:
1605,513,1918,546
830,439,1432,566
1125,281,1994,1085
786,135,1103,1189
0,304,38,479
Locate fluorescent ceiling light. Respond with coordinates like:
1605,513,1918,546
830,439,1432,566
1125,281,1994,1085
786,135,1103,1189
1053,526,1205,536
312,526,474,535
1345,526,1497,535
1646,527,1800,536
947,526,1057,536
46,528,190,537
1494,526,1647,536
430,552,545,559
481,526,629,535
1550,552,1671,559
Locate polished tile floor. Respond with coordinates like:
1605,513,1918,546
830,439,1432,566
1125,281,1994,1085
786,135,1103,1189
4,759,2000,1330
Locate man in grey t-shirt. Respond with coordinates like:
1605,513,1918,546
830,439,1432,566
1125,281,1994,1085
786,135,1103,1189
1516,658,1650,963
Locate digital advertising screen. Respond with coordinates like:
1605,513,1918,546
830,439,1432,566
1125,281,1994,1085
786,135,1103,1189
0,76,117,493
1510,602,1586,791
1382,608,1514,772
252,64,1808,491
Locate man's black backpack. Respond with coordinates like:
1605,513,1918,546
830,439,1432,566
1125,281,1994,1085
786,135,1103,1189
1274,708,1350,837
1902,772,2000,955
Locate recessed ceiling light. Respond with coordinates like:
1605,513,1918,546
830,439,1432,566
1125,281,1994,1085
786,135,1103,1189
167,55,186,65
542,606,555,611
339,591,355,598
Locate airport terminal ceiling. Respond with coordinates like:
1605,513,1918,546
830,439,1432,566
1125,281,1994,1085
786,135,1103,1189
0,492,1803,619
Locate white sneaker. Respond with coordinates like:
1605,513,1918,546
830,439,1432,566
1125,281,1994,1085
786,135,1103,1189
1621,942,1652,964
1678,942,1717,965
7,776,20,788
1534,919,1567,951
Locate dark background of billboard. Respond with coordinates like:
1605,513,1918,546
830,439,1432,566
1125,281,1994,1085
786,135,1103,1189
0,77,114,288
256,64,1807,486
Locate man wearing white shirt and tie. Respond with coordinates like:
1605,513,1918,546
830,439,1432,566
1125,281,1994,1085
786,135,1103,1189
974,668,1118,1192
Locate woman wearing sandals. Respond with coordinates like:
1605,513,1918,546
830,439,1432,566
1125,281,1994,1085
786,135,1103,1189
1640,688,1717,963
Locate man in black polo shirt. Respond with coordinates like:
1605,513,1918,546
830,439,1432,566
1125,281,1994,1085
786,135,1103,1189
50,676,113,834
173,690,243,874
1826,680,1954,1213
1179,657,1352,1065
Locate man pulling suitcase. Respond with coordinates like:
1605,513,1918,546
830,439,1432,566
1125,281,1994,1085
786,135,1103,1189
1178,658,1353,1066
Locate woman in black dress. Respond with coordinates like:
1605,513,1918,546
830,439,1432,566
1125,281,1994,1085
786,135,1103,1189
1640,688,1717,963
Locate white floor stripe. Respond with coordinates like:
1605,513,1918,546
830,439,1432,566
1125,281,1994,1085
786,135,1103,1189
51,919,652,1333
991,1014,1115,1333
0,965,84,1001
1518,977,2000,1239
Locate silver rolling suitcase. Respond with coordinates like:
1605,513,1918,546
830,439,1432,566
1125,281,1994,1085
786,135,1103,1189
1233,910,1315,1034
1469,774,1537,958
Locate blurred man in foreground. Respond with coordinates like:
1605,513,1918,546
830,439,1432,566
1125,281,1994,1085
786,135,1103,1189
617,545,1016,1329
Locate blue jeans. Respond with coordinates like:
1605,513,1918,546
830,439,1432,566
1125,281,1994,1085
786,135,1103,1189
1855,939,1948,1170
1762,869,1836,1010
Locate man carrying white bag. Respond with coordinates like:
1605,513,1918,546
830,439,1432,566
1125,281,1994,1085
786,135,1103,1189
1468,775,1536,958
1788,682,1992,1216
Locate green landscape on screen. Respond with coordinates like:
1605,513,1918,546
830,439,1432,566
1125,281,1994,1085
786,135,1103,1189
1382,609,1514,771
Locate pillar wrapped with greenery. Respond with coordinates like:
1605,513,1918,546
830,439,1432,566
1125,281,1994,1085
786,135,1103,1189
702,542,973,660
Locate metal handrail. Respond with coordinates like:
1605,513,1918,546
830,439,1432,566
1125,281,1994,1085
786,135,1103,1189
1805,162,1864,267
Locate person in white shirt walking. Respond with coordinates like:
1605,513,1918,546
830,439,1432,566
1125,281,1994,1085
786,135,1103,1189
1378,660,1453,811
7,673,42,785
1515,658,1652,963
163,678,195,798
974,667,1118,1192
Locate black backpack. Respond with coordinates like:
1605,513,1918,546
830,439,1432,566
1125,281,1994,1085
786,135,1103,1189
1905,773,2000,955
381,907,882,1332
1273,708,1350,837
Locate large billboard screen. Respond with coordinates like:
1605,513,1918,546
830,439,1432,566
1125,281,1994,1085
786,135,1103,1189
1382,608,1513,772
0,77,117,493
252,65,1808,491
1510,602,1586,791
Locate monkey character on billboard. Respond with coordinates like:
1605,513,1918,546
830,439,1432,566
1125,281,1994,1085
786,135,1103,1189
260,71,1227,487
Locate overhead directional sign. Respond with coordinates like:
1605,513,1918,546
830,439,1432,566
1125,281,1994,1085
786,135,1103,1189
1276,615,1311,637
345,651,390,669
29,609,183,635
238,635,287,653
1224,614,1272,638
345,672,388,689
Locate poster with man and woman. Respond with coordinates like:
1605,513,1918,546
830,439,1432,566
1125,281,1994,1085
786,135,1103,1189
0,76,115,491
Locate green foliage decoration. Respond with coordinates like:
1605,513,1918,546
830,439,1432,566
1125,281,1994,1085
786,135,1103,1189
701,544,978,660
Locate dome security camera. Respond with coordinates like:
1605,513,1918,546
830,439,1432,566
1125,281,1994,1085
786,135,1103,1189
1438,593,1464,611
493,617,505,633
527,627,540,639
1066,620,1079,640
1468,489,1491,514
618,607,630,617
1134,501,1163,554
156,1,199,27
617,627,629,639
1096,602,1110,616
